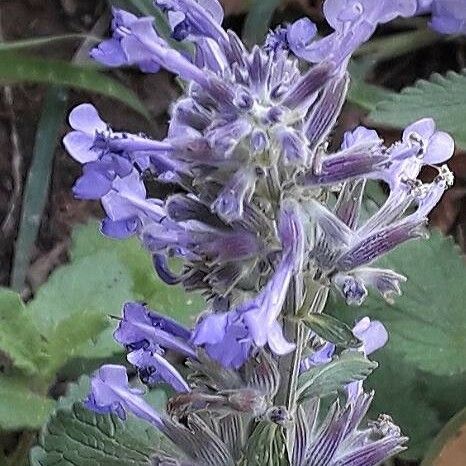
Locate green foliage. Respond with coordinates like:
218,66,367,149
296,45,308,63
0,35,96,51
0,223,204,431
30,376,172,466
30,403,161,466
298,313,361,348
0,289,48,375
369,70,466,149
366,350,442,460
328,230,466,459
361,232,466,376
0,375,55,430
297,352,377,402
242,421,290,466
0,51,149,118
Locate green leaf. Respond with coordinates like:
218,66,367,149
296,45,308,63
0,374,54,430
358,232,466,376
43,311,110,376
369,70,466,149
356,29,440,62
0,288,47,374
70,222,205,325
298,313,361,348
297,352,377,402
422,407,466,466
242,0,280,47
11,86,69,291
348,60,396,112
30,403,165,466
25,223,204,374
242,421,290,466
0,51,149,118
365,349,441,460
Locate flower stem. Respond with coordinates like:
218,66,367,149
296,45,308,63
275,279,329,447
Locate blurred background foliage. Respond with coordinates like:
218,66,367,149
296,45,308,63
0,0,465,465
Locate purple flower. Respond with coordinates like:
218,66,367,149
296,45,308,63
156,0,226,41
301,317,387,372
114,302,196,358
90,8,161,73
85,364,164,428
192,201,305,368
430,0,466,34
127,348,190,392
379,118,454,190
290,0,417,64
293,391,407,466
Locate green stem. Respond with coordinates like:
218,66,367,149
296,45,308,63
275,279,329,450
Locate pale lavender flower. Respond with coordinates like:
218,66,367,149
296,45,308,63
301,317,387,372
293,392,407,466
193,200,304,368
418,0,466,34
287,0,417,64
85,364,164,427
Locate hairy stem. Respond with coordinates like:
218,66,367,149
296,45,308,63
275,279,329,450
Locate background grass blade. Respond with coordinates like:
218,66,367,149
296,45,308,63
10,86,69,291
0,51,149,118
0,34,98,52
242,0,281,46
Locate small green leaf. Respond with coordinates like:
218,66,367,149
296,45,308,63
0,288,47,374
70,222,205,325
25,223,204,376
369,70,466,149
30,403,167,466
0,374,54,430
298,313,361,348
297,352,377,402
0,51,149,118
242,421,290,466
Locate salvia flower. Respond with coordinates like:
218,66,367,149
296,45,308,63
68,0,457,463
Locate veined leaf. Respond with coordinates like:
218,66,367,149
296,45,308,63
0,51,149,118
43,311,110,377
30,403,167,466
298,352,377,402
357,231,466,376
369,70,466,150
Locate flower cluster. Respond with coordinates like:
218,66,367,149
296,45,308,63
64,0,455,464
